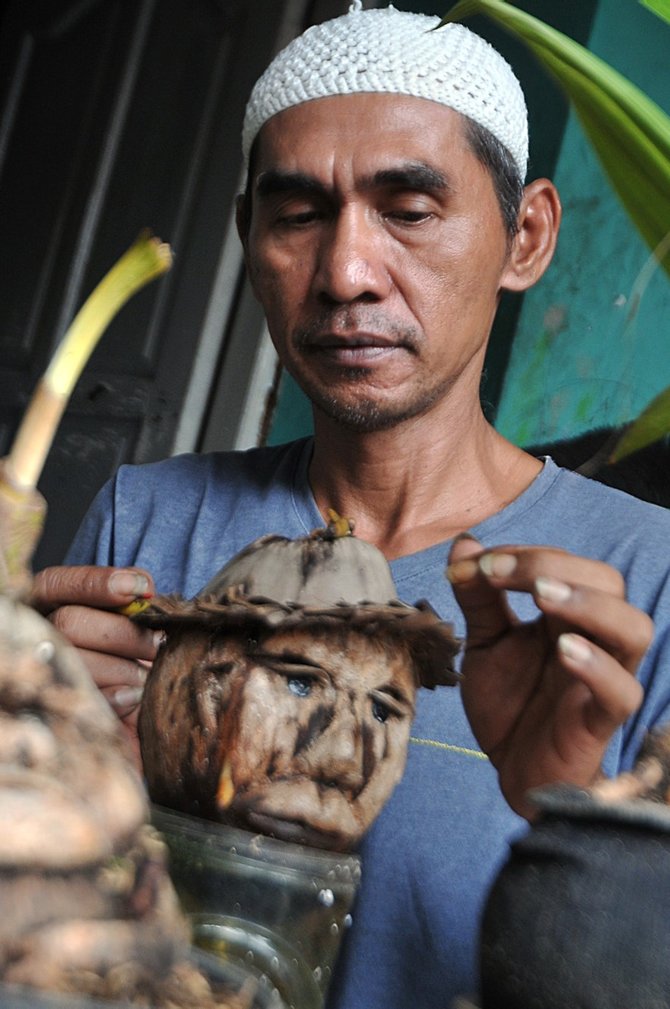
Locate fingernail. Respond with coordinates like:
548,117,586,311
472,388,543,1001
112,686,144,709
446,558,479,584
536,576,572,604
479,553,517,578
110,571,151,597
153,630,166,651
558,634,592,664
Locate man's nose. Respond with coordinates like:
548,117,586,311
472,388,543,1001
314,206,391,304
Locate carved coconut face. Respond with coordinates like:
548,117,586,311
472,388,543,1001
140,622,417,851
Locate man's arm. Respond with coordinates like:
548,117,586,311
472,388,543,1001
447,536,654,820
30,565,161,766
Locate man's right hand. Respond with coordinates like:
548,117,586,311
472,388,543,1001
30,565,161,764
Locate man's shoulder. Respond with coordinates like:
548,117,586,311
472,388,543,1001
541,462,670,609
549,460,670,533
71,439,315,593
115,439,310,497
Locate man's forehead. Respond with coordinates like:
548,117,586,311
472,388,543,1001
252,93,471,178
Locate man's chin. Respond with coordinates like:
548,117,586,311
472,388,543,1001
305,382,442,434
312,395,412,434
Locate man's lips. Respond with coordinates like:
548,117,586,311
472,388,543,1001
299,333,411,366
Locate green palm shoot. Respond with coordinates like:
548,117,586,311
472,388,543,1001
1,231,172,596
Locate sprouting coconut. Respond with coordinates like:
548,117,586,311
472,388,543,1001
0,237,258,1008
136,512,460,852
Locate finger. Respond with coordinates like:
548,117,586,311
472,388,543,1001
82,650,148,721
78,648,149,693
535,578,654,672
50,606,162,661
557,633,644,733
470,546,625,598
100,682,145,721
447,536,518,645
30,566,155,615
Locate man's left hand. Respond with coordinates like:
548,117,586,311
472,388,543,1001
447,537,653,819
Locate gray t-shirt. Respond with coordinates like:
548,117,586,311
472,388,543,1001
67,438,670,1009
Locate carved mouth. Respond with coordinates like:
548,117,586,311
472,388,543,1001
243,810,345,850
227,782,359,851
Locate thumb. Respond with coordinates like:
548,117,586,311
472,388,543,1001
447,536,516,646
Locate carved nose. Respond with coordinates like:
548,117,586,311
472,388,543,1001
312,711,365,792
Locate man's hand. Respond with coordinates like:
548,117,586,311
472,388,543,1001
447,536,653,819
30,566,161,765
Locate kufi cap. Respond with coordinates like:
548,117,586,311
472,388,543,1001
135,515,460,690
242,2,528,178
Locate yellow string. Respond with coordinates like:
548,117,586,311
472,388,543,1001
409,736,489,761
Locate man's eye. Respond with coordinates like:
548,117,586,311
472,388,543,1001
288,676,313,697
274,206,322,227
371,698,390,723
387,209,432,224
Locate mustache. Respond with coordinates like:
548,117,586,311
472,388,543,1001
293,308,421,351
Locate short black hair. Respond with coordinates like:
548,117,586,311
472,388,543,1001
237,112,524,242
462,116,524,242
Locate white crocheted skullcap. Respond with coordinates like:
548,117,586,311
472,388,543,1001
242,2,528,178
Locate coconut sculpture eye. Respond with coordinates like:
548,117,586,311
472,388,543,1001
371,698,390,723
288,676,313,697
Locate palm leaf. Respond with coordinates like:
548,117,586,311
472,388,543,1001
640,0,670,26
609,386,670,462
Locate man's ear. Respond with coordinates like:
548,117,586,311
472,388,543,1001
501,179,562,293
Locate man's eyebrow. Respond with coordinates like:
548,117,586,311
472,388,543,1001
254,163,451,199
255,170,325,198
365,163,452,194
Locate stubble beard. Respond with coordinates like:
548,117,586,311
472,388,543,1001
301,372,454,433
288,309,453,433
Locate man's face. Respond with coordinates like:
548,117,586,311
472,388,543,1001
215,625,416,850
240,93,517,432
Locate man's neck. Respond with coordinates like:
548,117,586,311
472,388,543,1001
309,403,542,560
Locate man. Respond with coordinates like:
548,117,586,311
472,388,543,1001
31,5,669,1007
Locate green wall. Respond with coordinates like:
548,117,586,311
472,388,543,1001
496,0,670,446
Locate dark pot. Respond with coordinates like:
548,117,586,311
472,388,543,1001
480,785,670,1009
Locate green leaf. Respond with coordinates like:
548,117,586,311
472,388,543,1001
609,386,670,462
440,0,670,277
7,232,172,490
640,0,670,26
